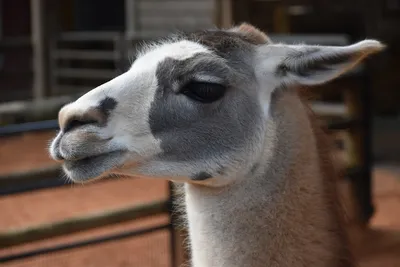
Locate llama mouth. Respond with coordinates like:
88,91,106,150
62,150,127,182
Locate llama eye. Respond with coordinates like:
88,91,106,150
181,82,226,103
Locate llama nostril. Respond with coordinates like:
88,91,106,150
59,97,117,133
55,151,65,161
63,118,99,133
61,108,106,133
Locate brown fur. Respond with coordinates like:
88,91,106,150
257,89,356,267
186,23,271,56
232,23,271,45
301,92,356,267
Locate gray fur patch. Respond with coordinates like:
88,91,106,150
148,44,262,167
185,30,264,54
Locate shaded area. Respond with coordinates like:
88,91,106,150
0,131,399,266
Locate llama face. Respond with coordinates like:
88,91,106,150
49,24,384,184
49,32,267,184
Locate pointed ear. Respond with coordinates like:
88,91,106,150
229,22,272,44
274,40,385,86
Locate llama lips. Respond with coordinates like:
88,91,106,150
62,150,126,182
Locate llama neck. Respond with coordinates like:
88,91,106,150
184,92,353,267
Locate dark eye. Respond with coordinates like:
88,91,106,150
181,81,226,103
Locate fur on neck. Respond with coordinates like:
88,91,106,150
176,89,354,267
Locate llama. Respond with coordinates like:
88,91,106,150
49,23,384,267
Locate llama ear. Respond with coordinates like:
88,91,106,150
274,40,385,86
230,23,271,44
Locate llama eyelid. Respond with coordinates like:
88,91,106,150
192,74,225,85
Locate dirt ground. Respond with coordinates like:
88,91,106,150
0,132,56,175
0,131,400,267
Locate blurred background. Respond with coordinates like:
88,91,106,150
0,0,399,266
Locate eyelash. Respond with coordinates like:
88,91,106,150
180,81,227,103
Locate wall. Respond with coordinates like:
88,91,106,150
136,0,215,34
71,0,215,34
73,0,125,31
0,0,32,103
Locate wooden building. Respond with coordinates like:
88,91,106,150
0,0,215,103
0,0,399,115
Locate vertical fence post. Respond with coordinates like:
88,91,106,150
357,67,374,224
48,35,58,96
343,77,373,226
114,33,128,74
125,0,138,37
31,0,50,100
273,3,290,33
214,0,233,28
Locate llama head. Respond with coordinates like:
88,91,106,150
49,23,384,185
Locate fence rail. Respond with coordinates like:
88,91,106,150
54,68,118,80
0,200,169,248
53,50,119,61
0,223,171,264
